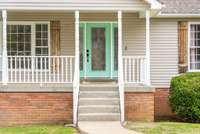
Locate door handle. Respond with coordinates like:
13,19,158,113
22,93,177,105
86,49,89,62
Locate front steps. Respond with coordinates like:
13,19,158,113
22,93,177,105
78,83,120,121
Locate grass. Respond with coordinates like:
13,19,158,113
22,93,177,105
126,121,200,134
0,125,77,134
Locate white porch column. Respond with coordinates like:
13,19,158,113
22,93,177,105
145,10,151,86
2,10,8,85
73,10,80,126
118,10,125,123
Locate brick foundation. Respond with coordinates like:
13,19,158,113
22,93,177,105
154,88,175,120
125,92,154,121
0,92,72,126
0,88,176,126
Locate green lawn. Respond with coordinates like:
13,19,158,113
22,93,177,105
0,125,77,134
126,121,200,134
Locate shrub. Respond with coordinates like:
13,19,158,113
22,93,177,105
169,72,200,122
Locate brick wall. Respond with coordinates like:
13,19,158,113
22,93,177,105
125,92,154,121
154,88,175,120
0,92,72,126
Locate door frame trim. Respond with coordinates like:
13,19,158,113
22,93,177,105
80,21,118,79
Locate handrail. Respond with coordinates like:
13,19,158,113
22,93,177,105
123,56,146,59
7,55,75,57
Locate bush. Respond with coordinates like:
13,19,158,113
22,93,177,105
169,72,200,122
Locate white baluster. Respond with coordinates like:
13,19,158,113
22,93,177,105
65,57,68,83
70,58,72,83
53,57,56,83
48,57,51,83
23,57,26,82
61,57,64,83
28,57,30,83
15,57,17,83
36,57,38,83
10,57,13,82
40,57,42,83
44,57,47,83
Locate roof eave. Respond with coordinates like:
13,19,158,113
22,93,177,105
156,12,200,18
144,0,163,10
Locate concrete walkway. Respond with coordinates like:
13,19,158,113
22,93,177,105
78,121,142,134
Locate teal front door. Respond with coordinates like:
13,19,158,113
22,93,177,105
80,23,118,79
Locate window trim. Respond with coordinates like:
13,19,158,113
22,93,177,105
6,21,51,57
188,22,200,72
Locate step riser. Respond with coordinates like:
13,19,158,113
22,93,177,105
78,115,120,121
80,87,118,91
79,107,120,113
80,93,119,98
79,100,119,105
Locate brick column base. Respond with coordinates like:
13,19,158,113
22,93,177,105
154,88,175,120
125,92,154,121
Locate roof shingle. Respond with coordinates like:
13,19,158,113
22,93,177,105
158,0,200,14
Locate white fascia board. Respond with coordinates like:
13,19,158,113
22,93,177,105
0,0,164,11
156,12,200,18
0,5,148,12
139,10,161,18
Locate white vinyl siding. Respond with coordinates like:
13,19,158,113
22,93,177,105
150,19,178,87
123,13,146,56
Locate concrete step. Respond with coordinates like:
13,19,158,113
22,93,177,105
80,86,118,91
78,113,120,121
79,98,120,105
79,105,120,113
80,80,117,85
79,91,119,98
78,83,120,121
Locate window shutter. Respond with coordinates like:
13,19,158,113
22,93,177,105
50,21,60,72
51,21,60,56
178,21,188,73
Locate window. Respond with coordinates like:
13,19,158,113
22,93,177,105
7,22,50,57
189,23,200,71
7,22,50,69
7,25,31,56
35,24,49,56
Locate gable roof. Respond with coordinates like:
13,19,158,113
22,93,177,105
158,0,200,14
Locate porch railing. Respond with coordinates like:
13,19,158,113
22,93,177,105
1,55,146,84
123,56,146,84
6,56,74,83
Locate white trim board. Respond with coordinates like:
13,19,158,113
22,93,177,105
188,22,200,72
156,13,200,18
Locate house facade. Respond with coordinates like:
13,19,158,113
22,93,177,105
0,0,198,126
